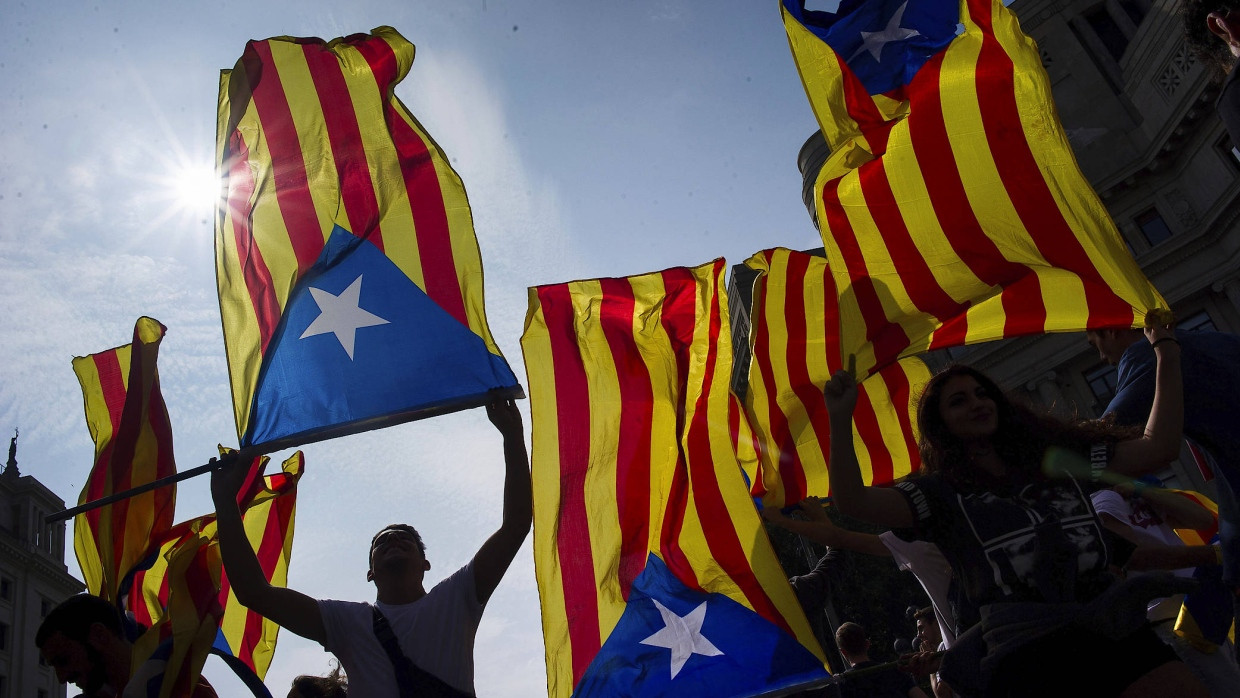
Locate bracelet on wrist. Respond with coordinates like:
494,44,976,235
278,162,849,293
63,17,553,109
1152,337,1180,350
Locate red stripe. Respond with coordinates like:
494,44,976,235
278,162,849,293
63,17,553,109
968,0,1132,326
679,262,792,633
837,51,895,155
241,41,325,274
300,42,385,251
821,183,912,369
879,363,921,475
538,284,601,688
851,383,895,485
84,350,126,535
225,133,281,355
782,252,833,502
655,268,700,591
105,333,157,571
243,500,290,669
750,255,808,504
351,36,469,325
904,48,1047,341
598,279,653,598
861,160,969,345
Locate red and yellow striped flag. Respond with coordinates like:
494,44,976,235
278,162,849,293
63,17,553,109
72,316,177,602
216,26,519,451
781,0,1167,377
522,260,830,698
742,249,930,508
1169,489,1219,548
128,452,302,685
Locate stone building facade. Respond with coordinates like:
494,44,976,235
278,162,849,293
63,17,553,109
0,439,84,698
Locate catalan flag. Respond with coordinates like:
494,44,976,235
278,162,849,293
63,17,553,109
129,521,223,698
128,452,302,694
216,26,520,452
741,249,930,508
522,260,831,697
781,0,1167,377
72,317,177,603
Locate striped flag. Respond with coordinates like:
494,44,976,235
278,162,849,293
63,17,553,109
741,249,930,508
72,317,177,603
128,452,302,692
216,26,520,452
522,260,831,698
781,0,1167,377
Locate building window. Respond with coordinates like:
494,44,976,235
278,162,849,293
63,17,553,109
1085,363,1119,415
1085,4,1129,60
0,577,9,602
0,622,8,652
38,689,47,698
1179,310,1217,333
1135,208,1173,246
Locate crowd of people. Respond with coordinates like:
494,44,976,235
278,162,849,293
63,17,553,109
28,3,1240,697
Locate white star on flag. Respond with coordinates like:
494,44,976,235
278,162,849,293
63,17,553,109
850,0,922,63
299,274,389,360
640,599,723,680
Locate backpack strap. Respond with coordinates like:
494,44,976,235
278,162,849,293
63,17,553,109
371,605,474,698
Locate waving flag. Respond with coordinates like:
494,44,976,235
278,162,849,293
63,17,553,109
741,249,929,508
522,260,830,698
128,452,302,693
216,26,520,452
72,317,177,603
781,0,1166,377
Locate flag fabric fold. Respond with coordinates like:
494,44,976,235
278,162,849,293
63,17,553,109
741,248,930,508
72,316,177,603
781,0,1167,378
522,260,830,698
128,451,303,691
216,26,520,452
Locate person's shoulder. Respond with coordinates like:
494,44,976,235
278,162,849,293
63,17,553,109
319,597,373,614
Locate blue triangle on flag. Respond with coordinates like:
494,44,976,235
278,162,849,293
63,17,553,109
786,0,959,96
242,225,519,449
573,554,828,697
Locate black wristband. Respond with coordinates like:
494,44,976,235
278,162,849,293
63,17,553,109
1152,336,1180,350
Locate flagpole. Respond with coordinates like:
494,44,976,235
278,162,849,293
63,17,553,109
47,453,244,524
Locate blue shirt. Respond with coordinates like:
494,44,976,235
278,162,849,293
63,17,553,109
1103,330,1240,585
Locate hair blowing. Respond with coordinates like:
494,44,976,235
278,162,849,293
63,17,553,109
914,365,1138,494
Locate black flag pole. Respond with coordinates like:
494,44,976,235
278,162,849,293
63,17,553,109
46,452,244,524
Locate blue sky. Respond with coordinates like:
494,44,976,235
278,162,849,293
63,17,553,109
0,1,824,694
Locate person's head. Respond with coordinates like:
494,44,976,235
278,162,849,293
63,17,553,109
834,622,870,661
917,365,1005,473
367,523,428,583
1085,327,1144,365
917,364,1137,491
1184,1,1240,77
288,663,347,698
35,594,129,694
914,607,940,649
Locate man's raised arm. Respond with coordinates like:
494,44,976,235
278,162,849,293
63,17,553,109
472,397,533,604
211,457,326,643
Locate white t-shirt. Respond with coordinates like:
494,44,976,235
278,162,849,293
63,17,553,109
879,532,957,648
1090,489,1191,621
319,562,484,696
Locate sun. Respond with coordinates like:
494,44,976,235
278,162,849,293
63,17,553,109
168,161,222,215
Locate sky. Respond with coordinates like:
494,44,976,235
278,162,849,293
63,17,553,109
0,0,830,694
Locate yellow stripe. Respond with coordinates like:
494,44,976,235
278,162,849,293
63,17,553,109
521,294,574,698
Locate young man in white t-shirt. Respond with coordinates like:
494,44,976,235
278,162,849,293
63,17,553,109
211,398,531,697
